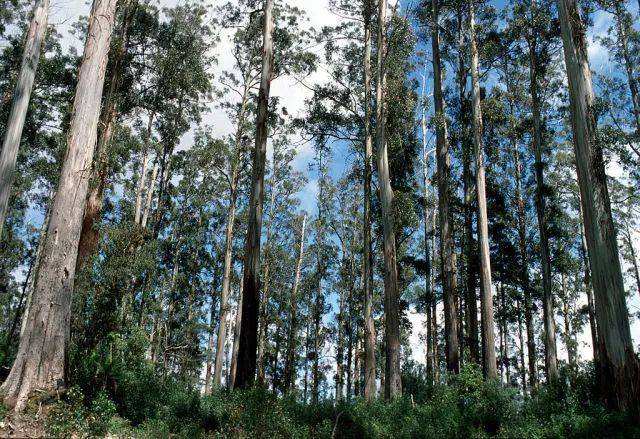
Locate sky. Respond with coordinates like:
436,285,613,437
29,0,640,377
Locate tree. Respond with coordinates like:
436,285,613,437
0,0,49,240
362,0,378,401
0,0,118,411
375,0,402,399
556,0,640,411
468,0,497,380
235,0,274,390
427,0,460,375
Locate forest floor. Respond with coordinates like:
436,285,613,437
1,366,639,438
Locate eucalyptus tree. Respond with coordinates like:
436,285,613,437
468,0,497,380
0,0,118,411
557,0,640,410
236,0,275,389
0,0,50,240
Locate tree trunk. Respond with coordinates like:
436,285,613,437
283,215,306,393
213,171,239,390
557,0,640,411
336,293,345,400
257,175,277,385
431,210,439,382
507,74,538,386
216,83,250,389
1,0,118,412
235,0,274,390
141,157,159,229
613,2,640,143
362,0,377,401
624,221,640,299
561,275,576,369
75,0,137,273
469,0,497,380
134,114,154,225
517,298,527,394
229,283,243,389
525,0,558,385
431,0,459,375
375,0,402,399
0,0,49,240
204,278,219,395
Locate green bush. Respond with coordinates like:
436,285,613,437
51,348,640,438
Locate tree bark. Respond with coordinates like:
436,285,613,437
213,110,246,389
506,71,538,387
229,283,243,389
376,0,402,399
257,173,277,385
623,221,640,299
283,214,306,393
134,114,154,225
1,0,118,412
431,0,459,375
75,0,137,273
204,275,220,395
469,0,497,380
235,0,274,389
526,0,550,385
516,298,527,394
362,0,377,401
0,0,49,240
557,0,640,411
141,157,159,229
613,2,640,142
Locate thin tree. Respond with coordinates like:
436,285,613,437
431,0,459,374
526,0,557,382
235,0,274,389
0,0,119,411
283,214,306,393
0,0,49,240
557,0,640,410
469,0,497,380
375,0,402,399
362,0,377,401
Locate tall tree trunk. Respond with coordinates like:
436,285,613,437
517,298,527,394
421,69,436,382
528,0,558,383
257,175,277,385
336,293,345,401
469,0,497,380
283,215,306,393
213,165,240,390
362,0,377,401
557,0,640,411
613,2,640,145
134,113,154,225
376,0,402,399
506,76,538,386
229,283,243,389
141,158,159,229
235,0,274,390
204,275,219,395
431,213,439,382
431,0,459,375
0,0,49,240
75,0,137,273
0,0,118,412
561,275,576,369
623,221,640,299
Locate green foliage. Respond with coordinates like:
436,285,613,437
44,363,637,438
